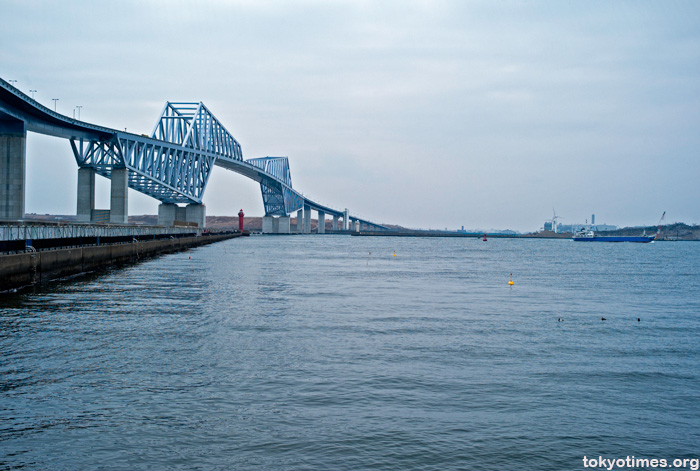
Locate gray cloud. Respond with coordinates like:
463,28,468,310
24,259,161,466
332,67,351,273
3,0,699,230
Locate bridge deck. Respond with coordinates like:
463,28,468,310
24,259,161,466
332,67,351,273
0,78,387,229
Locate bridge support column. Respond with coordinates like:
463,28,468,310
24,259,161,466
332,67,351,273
0,121,26,220
317,211,325,234
304,204,311,234
278,216,290,234
262,216,274,234
262,215,291,234
332,215,338,231
109,167,129,224
296,210,303,234
158,203,177,227
76,167,95,222
186,203,206,228
354,219,360,232
344,209,349,230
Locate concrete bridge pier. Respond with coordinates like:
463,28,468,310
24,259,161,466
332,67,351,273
344,209,349,230
296,209,303,233
0,120,26,220
262,216,282,233
332,215,338,231
186,203,206,228
262,216,273,233
262,215,291,234
158,203,177,226
278,216,290,233
109,167,129,224
317,211,325,234
304,204,311,234
77,167,96,222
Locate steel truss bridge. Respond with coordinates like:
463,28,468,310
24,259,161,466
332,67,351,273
0,78,387,231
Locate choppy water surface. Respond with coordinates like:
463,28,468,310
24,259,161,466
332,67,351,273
1,236,699,470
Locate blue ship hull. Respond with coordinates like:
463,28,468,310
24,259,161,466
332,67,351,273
573,236,655,243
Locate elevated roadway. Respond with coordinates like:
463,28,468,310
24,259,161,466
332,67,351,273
0,77,387,232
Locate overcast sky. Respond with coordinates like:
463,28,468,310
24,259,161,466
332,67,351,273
2,0,699,231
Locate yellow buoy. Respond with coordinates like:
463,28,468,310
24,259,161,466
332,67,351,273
393,251,396,257
508,273,514,285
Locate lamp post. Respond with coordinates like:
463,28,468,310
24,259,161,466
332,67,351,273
52,98,59,111
29,89,37,99
9,80,17,87
76,105,82,120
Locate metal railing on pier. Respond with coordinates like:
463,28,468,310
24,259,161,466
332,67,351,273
0,223,196,243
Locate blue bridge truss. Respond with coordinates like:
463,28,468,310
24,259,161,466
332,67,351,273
0,78,387,229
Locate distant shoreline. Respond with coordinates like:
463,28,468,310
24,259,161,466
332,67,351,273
351,230,570,239
19,214,700,241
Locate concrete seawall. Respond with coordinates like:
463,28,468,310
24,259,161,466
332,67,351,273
0,233,240,293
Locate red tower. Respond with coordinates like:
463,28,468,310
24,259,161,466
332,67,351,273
238,209,245,232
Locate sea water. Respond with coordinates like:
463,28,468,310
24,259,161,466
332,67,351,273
1,236,699,470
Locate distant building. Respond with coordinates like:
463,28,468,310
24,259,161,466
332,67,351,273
543,221,554,231
594,224,617,232
556,224,578,233
557,223,617,233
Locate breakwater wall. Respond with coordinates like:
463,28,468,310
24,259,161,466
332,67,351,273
0,232,240,293
351,231,573,239
350,231,517,238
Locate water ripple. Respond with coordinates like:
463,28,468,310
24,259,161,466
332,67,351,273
1,238,699,470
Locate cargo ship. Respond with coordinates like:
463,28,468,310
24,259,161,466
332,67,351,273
572,212,664,243
572,230,655,243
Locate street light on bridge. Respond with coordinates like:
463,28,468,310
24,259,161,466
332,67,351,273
29,89,37,99
52,98,59,111
76,105,82,120
9,80,17,87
